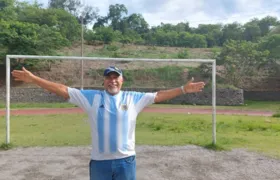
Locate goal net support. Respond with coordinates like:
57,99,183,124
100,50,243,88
5,55,216,144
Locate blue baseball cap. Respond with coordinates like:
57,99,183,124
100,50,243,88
103,66,123,76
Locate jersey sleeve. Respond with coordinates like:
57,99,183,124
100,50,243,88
67,87,99,112
131,92,157,113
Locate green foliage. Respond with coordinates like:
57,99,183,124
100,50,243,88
16,5,81,42
259,34,280,59
88,66,187,88
243,21,262,42
258,16,280,36
148,30,207,47
0,0,82,68
269,25,280,35
204,143,226,151
221,22,243,44
0,0,17,20
191,34,207,48
0,20,69,68
111,52,122,58
217,40,270,87
107,4,128,31
188,64,212,79
91,26,116,44
48,0,98,25
122,29,143,44
177,49,189,59
210,47,221,59
120,13,149,35
1,113,279,157
0,143,14,150
272,113,280,118
105,44,119,51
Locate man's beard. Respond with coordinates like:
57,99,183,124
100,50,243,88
107,87,119,95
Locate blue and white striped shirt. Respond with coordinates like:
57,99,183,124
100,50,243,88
68,87,156,160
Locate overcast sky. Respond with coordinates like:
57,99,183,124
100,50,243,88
23,0,280,27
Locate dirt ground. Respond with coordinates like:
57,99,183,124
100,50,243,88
0,107,278,180
0,145,280,180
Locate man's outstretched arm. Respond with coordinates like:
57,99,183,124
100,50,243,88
12,67,69,99
154,78,205,103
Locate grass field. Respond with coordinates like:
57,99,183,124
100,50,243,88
1,100,279,112
0,113,279,158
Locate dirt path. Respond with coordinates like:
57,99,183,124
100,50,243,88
0,107,274,116
0,145,280,180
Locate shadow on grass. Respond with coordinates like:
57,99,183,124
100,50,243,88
203,143,227,151
272,112,280,118
0,143,14,150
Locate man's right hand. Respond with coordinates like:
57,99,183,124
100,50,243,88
11,67,35,83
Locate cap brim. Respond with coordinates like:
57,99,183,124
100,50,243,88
104,70,122,76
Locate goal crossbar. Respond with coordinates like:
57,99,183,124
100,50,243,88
5,55,217,144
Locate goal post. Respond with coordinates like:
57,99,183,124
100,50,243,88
5,55,216,145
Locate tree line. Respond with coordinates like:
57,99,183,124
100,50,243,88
0,0,279,89
1,0,280,54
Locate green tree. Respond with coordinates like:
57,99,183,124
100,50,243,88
221,22,243,44
93,16,108,28
122,29,143,44
258,16,279,36
259,34,280,59
48,0,98,25
177,32,192,47
243,21,261,42
125,13,149,35
78,5,98,25
107,4,128,31
191,34,207,48
195,24,222,34
174,22,191,32
217,40,270,87
0,0,17,20
92,26,116,44
16,4,81,42
0,20,68,67
195,24,223,47
269,25,280,35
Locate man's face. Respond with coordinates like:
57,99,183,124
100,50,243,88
103,72,123,95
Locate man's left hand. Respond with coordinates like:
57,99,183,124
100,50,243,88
183,77,206,93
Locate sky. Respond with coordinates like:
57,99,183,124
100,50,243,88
24,0,280,27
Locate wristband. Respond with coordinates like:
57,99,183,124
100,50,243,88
181,86,186,94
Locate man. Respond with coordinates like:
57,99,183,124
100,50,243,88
12,66,205,180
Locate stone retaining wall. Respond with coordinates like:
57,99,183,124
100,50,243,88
244,91,280,101
0,87,244,105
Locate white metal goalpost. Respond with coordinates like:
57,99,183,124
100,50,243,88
5,55,216,145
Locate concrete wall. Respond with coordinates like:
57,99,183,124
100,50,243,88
0,87,244,105
244,91,280,101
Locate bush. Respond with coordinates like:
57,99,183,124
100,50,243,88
272,113,280,118
177,49,189,59
110,52,122,58
106,44,119,51
0,143,13,150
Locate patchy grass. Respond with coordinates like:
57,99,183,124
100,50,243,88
0,102,76,109
0,101,279,112
272,112,280,118
0,143,14,150
59,44,214,60
152,100,280,112
1,113,279,157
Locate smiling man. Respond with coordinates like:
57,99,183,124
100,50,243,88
12,66,205,180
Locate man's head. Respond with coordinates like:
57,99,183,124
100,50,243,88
103,66,123,95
